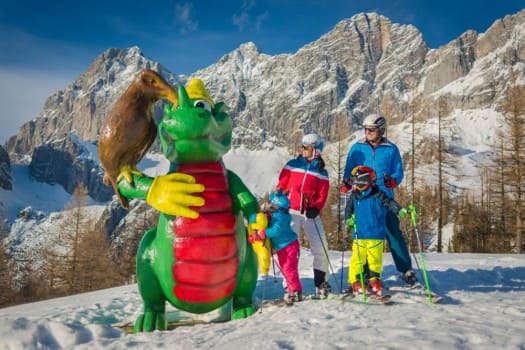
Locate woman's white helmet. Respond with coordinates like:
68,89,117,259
302,133,324,152
363,114,387,135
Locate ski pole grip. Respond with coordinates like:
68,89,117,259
408,204,417,227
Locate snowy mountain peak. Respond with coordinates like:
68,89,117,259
1,10,525,255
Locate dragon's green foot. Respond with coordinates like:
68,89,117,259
231,305,255,319
133,310,167,333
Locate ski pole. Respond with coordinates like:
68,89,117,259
271,248,278,284
408,204,433,304
259,273,269,313
350,215,367,302
258,238,273,313
312,217,340,295
340,192,348,293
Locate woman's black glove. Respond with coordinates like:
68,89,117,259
305,207,320,219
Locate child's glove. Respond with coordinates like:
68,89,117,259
340,179,352,193
247,229,266,243
345,214,356,228
398,208,408,218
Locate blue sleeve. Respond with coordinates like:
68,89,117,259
265,214,290,239
390,144,404,186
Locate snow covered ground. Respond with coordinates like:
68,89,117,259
1,251,524,350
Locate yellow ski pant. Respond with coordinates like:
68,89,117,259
348,239,384,284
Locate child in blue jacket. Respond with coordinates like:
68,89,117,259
262,190,303,305
345,165,408,296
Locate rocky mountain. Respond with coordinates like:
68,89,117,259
5,47,183,158
0,10,524,237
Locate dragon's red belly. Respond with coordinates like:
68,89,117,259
172,162,238,303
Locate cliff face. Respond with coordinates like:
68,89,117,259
0,145,11,190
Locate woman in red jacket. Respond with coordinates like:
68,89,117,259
276,133,331,297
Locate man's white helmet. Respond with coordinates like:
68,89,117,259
363,114,387,135
302,133,324,152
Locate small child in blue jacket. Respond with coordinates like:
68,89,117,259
345,165,408,296
262,190,303,305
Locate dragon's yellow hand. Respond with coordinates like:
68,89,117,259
146,173,205,218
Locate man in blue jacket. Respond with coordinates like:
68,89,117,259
342,114,418,286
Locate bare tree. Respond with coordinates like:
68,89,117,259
323,115,352,249
0,239,15,306
497,82,525,253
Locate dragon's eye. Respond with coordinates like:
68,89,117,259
194,99,211,112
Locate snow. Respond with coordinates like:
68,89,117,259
0,165,72,222
0,252,524,349
1,126,524,349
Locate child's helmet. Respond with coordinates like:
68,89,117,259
269,192,291,210
301,133,324,152
351,165,376,191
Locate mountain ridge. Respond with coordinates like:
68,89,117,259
0,10,524,251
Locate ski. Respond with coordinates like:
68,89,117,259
259,296,301,307
387,283,443,304
340,291,394,305
306,292,394,305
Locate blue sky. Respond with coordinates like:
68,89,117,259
0,0,524,144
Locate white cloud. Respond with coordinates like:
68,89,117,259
232,0,258,32
174,2,199,34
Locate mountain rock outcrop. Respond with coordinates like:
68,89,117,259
0,145,11,190
28,134,112,201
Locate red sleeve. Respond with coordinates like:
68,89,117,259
312,177,330,210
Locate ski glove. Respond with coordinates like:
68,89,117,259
345,214,356,228
398,208,408,218
305,207,320,219
340,179,352,193
384,175,397,188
